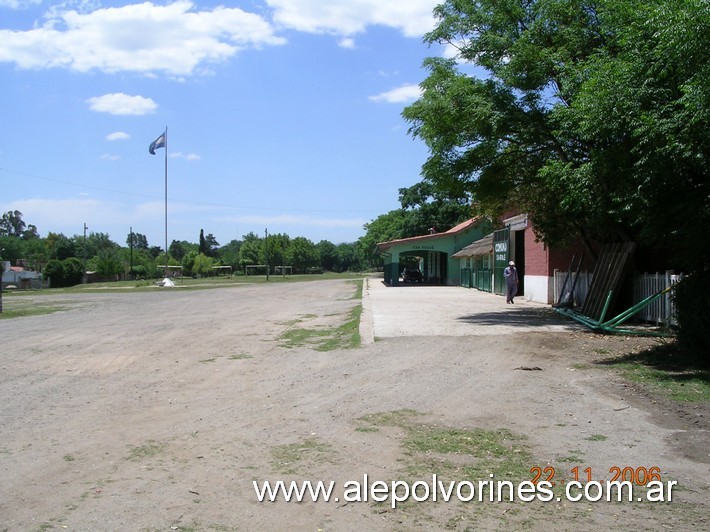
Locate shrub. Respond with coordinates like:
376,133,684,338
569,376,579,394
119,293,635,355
44,259,65,288
673,270,710,367
129,265,148,279
63,258,85,286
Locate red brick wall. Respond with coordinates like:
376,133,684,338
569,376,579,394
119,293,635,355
524,223,588,275
548,240,590,273
524,224,550,276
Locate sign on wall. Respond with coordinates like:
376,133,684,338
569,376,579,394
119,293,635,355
493,228,510,295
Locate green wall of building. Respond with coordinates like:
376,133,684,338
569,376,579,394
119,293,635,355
377,219,491,286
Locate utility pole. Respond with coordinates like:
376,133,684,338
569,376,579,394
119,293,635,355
83,223,88,283
129,226,134,277
0,247,4,313
265,228,269,281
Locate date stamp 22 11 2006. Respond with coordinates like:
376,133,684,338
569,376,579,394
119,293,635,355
530,466,677,502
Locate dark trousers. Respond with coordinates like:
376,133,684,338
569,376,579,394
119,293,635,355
506,282,517,302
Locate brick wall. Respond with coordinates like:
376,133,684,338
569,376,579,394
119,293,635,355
524,224,550,276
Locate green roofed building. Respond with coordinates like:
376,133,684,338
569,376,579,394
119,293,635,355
376,217,492,286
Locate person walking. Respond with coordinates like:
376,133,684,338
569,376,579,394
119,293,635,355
504,260,518,304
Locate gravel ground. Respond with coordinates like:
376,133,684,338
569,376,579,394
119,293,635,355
0,277,707,531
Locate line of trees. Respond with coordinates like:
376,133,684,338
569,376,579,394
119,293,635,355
1,177,477,287
0,211,375,285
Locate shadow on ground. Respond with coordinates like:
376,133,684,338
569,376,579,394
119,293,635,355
597,340,710,377
456,307,576,328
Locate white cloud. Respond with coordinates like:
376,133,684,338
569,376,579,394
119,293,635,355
338,37,356,49
266,0,438,37
0,1,286,75
443,41,462,60
106,131,130,141
4,197,126,232
369,84,421,104
87,93,157,115
100,154,120,161
170,152,201,161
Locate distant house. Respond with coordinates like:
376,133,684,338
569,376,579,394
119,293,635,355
376,217,492,286
2,261,43,289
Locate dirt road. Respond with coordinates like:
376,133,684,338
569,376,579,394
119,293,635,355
0,278,707,530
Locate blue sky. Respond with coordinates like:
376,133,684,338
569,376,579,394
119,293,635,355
0,0,454,248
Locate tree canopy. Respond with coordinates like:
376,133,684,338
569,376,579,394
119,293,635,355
403,0,709,271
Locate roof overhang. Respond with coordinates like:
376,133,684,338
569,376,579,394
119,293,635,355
502,213,528,231
376,217,485,253
451,233,494,258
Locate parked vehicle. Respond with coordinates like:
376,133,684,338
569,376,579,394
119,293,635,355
402,268,423,283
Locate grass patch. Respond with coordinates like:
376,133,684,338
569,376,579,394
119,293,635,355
278,281,362,351
348,279,363,300
228,353,252,360
126,440,166,461
356,410,532,484
357,409,422,430
353,410,551,525
557,451,585,463
355,426,379,433
585,434,608,442
36,272,371,294
279,327,332,349
270,438,336,475
613,363,709,402
0,299,66,319
598,342,710,402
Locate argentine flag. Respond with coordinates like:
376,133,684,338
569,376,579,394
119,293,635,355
149,132,166,155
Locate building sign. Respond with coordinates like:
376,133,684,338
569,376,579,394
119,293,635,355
412,245,435,250
494,241,508,263
493,227,510,295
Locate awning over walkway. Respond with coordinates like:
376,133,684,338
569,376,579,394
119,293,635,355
451,233,494,258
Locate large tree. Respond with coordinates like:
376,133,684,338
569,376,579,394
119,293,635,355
358,210,408,269
127,232,149,250
0,210,26,237
398,181,472,236
404,0,709,259
403,0,709,356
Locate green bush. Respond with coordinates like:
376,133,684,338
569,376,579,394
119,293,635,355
129,265,148,278
44,259,65,288
673,270,710,367
63,257,84,286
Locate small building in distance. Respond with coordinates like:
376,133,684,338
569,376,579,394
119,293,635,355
376,217,492,286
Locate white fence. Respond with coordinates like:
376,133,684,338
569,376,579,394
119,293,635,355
553,271,593,309
633,272,683,326
553,270,682,326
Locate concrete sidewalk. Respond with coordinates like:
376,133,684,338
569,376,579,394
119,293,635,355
360,275,579,343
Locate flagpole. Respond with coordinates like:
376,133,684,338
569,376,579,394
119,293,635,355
164,126,168,259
